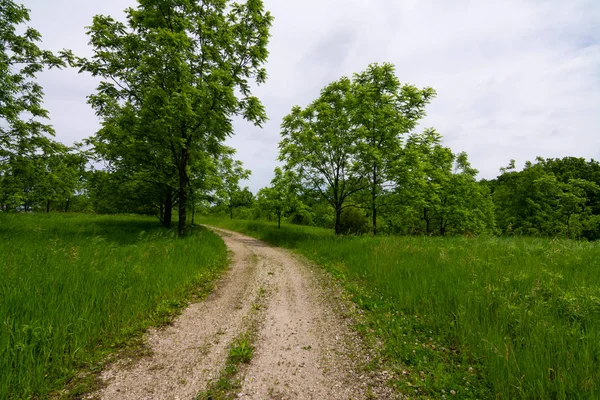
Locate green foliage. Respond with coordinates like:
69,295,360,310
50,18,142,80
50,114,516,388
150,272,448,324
279,76,364,234
0,0,66,162
214,153,252,219
389,129,495,236
352,63,436,234
490,157,600,239
0,0,86,212
257,167,301,227
277,63,496,237
229,337,255,364
279,63,437,235
85,169,159,215
76,0,273,235
288,202,314,226
0,141,87,212
338,206,369,235
206,218,600,399
0,213,227,398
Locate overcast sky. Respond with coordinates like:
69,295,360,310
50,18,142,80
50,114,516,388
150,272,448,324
20,0,600,192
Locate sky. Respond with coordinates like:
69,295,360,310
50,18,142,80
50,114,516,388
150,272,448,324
20,0,600,193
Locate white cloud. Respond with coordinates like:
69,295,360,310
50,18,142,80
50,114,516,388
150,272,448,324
20,0,600,192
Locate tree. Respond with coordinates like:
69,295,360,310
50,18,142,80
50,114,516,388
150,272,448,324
392,129,494,236
77,0,273,235
1,0,67,166
280,77,364,234
557,179,599,239
352,62,435,234
34,143,87,213
85,105,179,227
0,141,86,212
257,166,298,228
216,155,251,219
1,0,70,214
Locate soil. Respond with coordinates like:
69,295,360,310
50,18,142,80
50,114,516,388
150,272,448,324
90,227,396,399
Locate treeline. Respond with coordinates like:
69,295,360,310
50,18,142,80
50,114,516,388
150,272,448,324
213,62,600,240
2,0,599,240
223,155,600,240
487,157,600,240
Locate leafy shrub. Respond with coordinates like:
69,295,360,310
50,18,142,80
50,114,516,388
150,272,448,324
289,204,314,226
339,207,369,235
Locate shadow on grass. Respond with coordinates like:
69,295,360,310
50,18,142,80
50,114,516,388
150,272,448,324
0,213,181,246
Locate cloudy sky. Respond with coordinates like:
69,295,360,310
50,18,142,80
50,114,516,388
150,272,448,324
21,0,600,192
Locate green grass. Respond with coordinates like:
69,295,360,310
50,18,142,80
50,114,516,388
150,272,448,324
202,218,600,399
0,213,228,399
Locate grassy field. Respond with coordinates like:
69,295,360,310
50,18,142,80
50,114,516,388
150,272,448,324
0,213,227,399
203,218,600,399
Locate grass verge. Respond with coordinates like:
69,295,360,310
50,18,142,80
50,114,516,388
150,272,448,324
202,217,600,400
0,213,228,399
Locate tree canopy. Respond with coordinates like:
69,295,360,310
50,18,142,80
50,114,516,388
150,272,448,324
75,0,273,235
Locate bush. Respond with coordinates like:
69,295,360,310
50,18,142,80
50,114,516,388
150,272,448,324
288,203,314,226
339,207,369,235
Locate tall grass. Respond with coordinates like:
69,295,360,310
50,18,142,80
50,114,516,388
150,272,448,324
0,213,227,399
204,218,600,399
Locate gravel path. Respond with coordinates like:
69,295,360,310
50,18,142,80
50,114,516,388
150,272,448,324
91,227,394,399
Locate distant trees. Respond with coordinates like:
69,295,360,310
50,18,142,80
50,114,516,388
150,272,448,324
217,155,252,220
392,129,495,236
256,167,299,228
279,63,438,234
489,157,600,239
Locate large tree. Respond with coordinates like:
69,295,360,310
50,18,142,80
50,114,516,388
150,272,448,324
77,0,272,234
280,77,364,234
352,63,435,234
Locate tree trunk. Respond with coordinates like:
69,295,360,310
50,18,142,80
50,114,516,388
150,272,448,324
163,187,173,228
278,211,281,228
334,207,342,235
191,201,196,226
372,200,377,235
230,206,233,220
46,200,51,213
64,198,70,212
372,166,377,235
424,208,430,235
178,148,189,236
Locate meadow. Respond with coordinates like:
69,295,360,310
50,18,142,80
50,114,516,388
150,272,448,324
0,213,227,399
203,218,600,399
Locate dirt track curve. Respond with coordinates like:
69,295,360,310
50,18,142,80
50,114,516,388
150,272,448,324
91,227,395,399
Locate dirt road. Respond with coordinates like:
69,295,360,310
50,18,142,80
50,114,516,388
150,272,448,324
92,227,393,399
